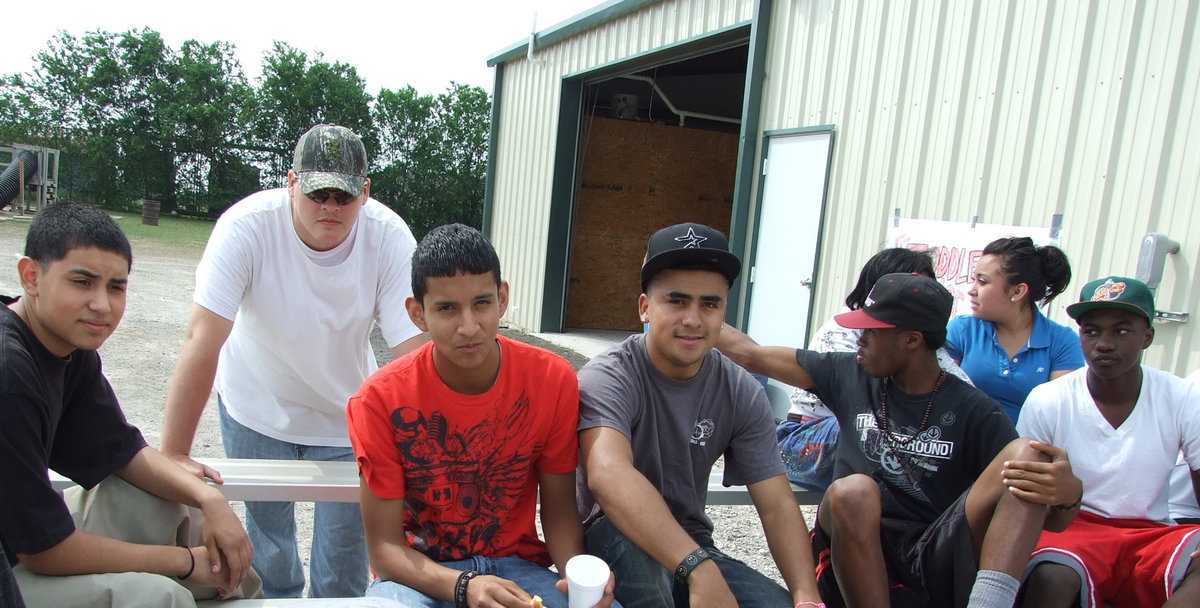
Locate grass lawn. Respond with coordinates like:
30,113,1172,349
109,213,216,253
0,209,216,257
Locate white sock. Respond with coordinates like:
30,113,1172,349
967,569,1019,608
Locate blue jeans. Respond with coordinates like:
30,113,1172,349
366,555,574,608
585,516,791,608
219,398,368,598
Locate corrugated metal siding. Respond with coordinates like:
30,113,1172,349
757,0,1200,374
491,0,754,331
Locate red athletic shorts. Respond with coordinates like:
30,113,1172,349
1025,510,1200,608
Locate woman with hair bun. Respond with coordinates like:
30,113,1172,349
945,236,1083,422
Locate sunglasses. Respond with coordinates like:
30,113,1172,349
305,189,359,206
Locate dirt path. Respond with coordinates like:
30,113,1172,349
0,214,793,593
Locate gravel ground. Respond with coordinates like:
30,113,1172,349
0,213,815,595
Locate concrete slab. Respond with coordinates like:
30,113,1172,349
530,328,634,360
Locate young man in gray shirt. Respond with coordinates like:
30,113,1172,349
576,223,823,608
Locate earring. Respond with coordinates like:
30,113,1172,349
1010,296,1016,302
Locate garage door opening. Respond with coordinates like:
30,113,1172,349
564,44,748,332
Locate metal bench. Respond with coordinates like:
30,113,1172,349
49,458,819,606
51,457,821,505
196,600,405,607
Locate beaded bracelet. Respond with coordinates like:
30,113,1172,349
454,570,480,608
178,546,195,580
795,602,826,608
674,547,711,584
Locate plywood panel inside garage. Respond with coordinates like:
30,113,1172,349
566,117,738,331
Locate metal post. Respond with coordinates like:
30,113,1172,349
17,158,25,215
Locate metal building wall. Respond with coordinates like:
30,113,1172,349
489,0,755,330
755,0,1200,374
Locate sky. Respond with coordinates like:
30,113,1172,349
2,0,605,96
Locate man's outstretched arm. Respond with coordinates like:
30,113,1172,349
160,303,234,482
715,324,817,390
581,427,737,608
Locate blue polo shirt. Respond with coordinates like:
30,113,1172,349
945,310,1084,422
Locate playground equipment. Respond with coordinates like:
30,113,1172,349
0,143,59,213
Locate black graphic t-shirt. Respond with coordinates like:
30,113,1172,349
797,350,1016,523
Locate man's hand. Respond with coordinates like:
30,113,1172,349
686,560,738,608
186,546,235,596
1001,440,1082,508
197,494,252,594
166,453,224,484
465,574,540,608
714,324,760,371
554,572,617,607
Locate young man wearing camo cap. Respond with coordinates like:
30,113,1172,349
161,124,426,598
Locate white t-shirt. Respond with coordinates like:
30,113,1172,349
1018,366,1200,523
195,188,421,446
1169,369,1200,521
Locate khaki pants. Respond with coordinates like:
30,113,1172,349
14,476,262,608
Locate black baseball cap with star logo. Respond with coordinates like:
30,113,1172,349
641,222,742,292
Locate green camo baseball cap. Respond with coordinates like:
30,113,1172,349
1066,276,1155,323
292,124,368,197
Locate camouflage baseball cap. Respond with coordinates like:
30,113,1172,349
292,124,368,197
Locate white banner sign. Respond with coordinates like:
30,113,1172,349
886,218,1060,317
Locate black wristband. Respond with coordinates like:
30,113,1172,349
178,546,195,580
674,547,711,584
454,569,479,608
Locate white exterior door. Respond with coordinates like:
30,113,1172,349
744,130,832,417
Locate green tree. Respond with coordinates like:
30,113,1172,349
6,28,257,213
167,40,257,214
247,43,375,183
3,29,490,226
371,83,490,238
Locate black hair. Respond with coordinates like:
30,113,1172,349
921,329,947,350
845,248,935,310
410,224,501,302
25,203,132,270
982,237,1072,307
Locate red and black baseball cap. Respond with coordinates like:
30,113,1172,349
641,223,742,292
835,272,953,333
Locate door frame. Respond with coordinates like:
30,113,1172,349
740,125,837,347
531,2,775,332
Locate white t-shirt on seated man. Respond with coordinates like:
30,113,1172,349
1170,369,1200,523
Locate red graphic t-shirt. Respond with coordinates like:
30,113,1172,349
347,335,579,566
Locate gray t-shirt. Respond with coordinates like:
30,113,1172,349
577,334,784,539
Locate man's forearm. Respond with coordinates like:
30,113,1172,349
370,541,461,600
540,495,586,574
750,477,821,600
18,530,192,577
161,343,221,455
590,466,706,571
116,447,223,508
